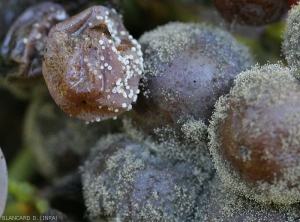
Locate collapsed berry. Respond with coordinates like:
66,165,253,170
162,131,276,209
42,5,143,122
208,64,300,204
214,0,288,26
0,0,41,41
133,22,253,136
1,2,68,83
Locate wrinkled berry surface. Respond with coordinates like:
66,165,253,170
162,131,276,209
42,6,143,122
1,2,68,83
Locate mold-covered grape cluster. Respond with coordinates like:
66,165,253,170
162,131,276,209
2,0,300,221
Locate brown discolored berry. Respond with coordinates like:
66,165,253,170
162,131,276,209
209,64,300,204
42,6,143,122
133,22,253,136
214,0,288,26
1,2,69,84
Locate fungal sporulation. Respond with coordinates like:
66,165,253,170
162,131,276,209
42,6,143,122
209,64,300,204
283,2,300,79
81,133,203,221
134,22,253,137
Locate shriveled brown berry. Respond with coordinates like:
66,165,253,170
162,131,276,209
209,64,300,204
42,6,143,122
214,0,288,26
1,2,68,84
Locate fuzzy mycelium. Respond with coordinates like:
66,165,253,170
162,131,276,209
133,22,253,137
1,2,69,83
195,174,300,221
42,5,143,122
209,63,300,204
283,2,300,79
81,133,202,222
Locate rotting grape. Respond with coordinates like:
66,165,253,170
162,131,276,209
42,5,143,123
81,133,204,222
0,0,41,41
214,0,288,26
1,2,69,84
0,0,91,43
208,63,300,204
133,22,253,137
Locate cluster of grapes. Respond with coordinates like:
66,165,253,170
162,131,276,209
1,0,300,221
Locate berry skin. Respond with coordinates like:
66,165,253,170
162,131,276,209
42,6,143,123
208,64,300,204
214,0,288,26
0,2,68,83
133,22,253,136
